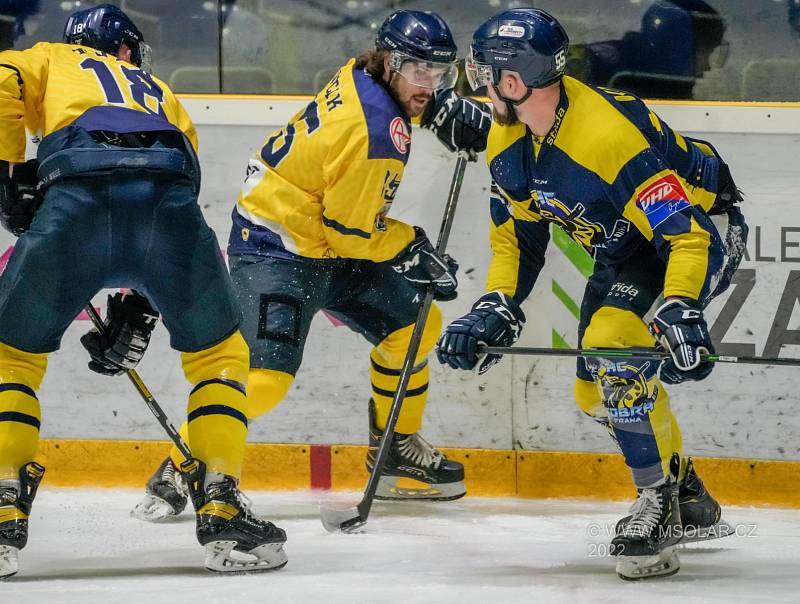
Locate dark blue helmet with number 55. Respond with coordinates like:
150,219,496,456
63,3,151,71
376,10,459,90
467,8,569,93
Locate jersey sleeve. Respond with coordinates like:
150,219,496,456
0,42,50,163
160,85,198,151
319,124,414,262
486,182,550,304
611,147,723,301
645,111,718,212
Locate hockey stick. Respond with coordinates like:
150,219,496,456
477,344,800,367
320,153,469,533
84,304,192,459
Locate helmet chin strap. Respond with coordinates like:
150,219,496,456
492,84,534,123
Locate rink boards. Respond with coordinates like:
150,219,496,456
5,97,800,502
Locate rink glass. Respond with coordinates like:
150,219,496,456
5,1,798,101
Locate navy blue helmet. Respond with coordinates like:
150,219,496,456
376,10,458,90
376,10,457,64
467,8,569,91
64,3,148,69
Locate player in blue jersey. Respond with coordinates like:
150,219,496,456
436,8,747,580
0,4,286,576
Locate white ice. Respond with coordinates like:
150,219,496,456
5,488,800,603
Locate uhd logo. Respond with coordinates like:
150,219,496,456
636,174,690,228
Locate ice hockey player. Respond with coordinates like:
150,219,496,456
436,8,747,580
114,9,490,521
0,4,286,577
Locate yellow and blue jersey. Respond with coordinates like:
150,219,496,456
0,41,197,162
229,59,415,262
486,75,725,304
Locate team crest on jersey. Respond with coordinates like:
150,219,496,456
636,174,691,229
532,190,630,249
389,117,411,154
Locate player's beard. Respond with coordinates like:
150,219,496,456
492,101,520,126
386,73,431,118
404,93,431,118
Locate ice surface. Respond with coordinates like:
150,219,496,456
5,488,800,603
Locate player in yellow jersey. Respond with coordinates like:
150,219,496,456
437,9,747,580
126,9,490,521
0,4,286,576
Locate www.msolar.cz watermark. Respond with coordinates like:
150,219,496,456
585,522,758,556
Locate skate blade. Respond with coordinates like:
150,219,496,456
679,519,735,544
374,476,466,501
204,540,288,574
0,545,19,579
131,493,181,523
616,546,680,581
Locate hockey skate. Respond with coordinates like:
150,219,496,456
182,458,287,573
132,457,188,522
0,462,45,579
675,458,733,543
367,400,466,501
615,458,731,544
612,476,682,580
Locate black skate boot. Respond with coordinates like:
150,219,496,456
367,399,466,501
0,462,45,579
615,458,729,544
181,458,287,573
677,458,731,542
131,457,188,522
611,474,681,580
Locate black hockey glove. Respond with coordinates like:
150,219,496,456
391,227,458,301
0,160,41,236
81,291,160,376
436,291,525,374
649,298,714,385
421,89,491,161
710,160,744,215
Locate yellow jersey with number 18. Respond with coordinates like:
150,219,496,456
0,41,197,163
230,59,415,263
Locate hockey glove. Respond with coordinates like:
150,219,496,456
649,298,714,384
710,160,744,215
421,89,491,161
0,160,41,236
391,227,458,301
436,291,525,374
81,291,160,376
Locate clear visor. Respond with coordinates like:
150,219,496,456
390,51,458,90
139,42,154,73
465,48,495,91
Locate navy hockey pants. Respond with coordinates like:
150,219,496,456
0,170,240,353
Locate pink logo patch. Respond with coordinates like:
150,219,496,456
389,117,411,154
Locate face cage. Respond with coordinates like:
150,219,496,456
465,48,495,91
388,51,458,90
